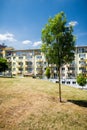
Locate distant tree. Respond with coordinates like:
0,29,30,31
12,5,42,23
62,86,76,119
0,58,8,74
77,73,86,89
45,67,50,79
41,12,76,102
0,43,7,48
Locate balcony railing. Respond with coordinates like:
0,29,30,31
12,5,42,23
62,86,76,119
80,64,86,68
36,64,43,68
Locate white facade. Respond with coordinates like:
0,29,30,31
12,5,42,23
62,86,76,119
6,49,45,77
2,46,87,78
75,46,87,77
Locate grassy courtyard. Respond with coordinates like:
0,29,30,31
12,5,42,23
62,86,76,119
0,77,87,130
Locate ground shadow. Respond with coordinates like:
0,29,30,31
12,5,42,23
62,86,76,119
68,100,87,108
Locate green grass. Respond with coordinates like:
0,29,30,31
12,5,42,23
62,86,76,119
0,77,87,130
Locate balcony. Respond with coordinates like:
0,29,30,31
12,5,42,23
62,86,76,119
36,71,43,75
36,64,43,68
25,61,32,66
79,63,86,68
17,64,23,69
69,63,75,67
67,70,75,74
7,59,11,62
24,64,28,67
36,59,43,62
26,65,33,68
36,68,43,73
34,51,41,55
79,58,85,61
25,59,33,62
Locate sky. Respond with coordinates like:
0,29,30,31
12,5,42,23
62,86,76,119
0,0,87,50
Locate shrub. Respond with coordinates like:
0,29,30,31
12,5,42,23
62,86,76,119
32,75,36,78
45,67,50,79
77,73,86,88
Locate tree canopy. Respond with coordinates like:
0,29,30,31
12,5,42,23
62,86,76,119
41,12,76,102
41,12,75,66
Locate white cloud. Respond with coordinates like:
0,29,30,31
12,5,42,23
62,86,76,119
33,41,42,47
22,40,32,44
69,21,78,26
0,33,17,42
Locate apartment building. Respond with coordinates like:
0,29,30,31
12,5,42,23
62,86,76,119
0,44,7,57
1,45,87,78
75,46,87,77
60,46,87,78
47,46,87,79
60,62,76,79
0,44,14,58
5,49,46,77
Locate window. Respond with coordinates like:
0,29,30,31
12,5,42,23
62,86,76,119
6,51,12,56
72,81,76,84
54,67,58,71
13,68,16,71
19,68,23,71
79,67,86,71
36,55,42,59
62,81,65,84
78,48,85,53
36,62,42,66
26,55,32,59
68,67,75,71
13,57,16,60
26,61,32,65
26,68,32,72
19,56,23,59
44,62,47,65
13,62,16,66
35,50,41,55
67,81,70,84
36,68,42,71
79,61,86,65
79,61,81,64
62,68,65,71
19,62,23,66
16,51,23,56
79,54,86,58
62,74,65,77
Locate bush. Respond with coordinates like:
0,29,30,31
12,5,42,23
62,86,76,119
45,67,50,79
32,75,36,78
77,73,86,88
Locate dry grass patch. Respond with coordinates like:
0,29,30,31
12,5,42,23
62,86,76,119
0,77,87,130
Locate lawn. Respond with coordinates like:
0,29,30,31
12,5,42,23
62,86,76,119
0,77,87,130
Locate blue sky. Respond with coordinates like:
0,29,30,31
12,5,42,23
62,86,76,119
0,0,87,49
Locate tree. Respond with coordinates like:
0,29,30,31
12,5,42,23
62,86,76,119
45,67,50,79
77,74,86,89
41,12,76,102
0,58,8,74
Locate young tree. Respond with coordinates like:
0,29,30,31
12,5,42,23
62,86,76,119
45,67,50,79
0,58,8,75
77,74,86,89
41,12,76,102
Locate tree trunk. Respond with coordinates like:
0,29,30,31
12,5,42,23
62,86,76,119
4,68,5,76
58,66,62,102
